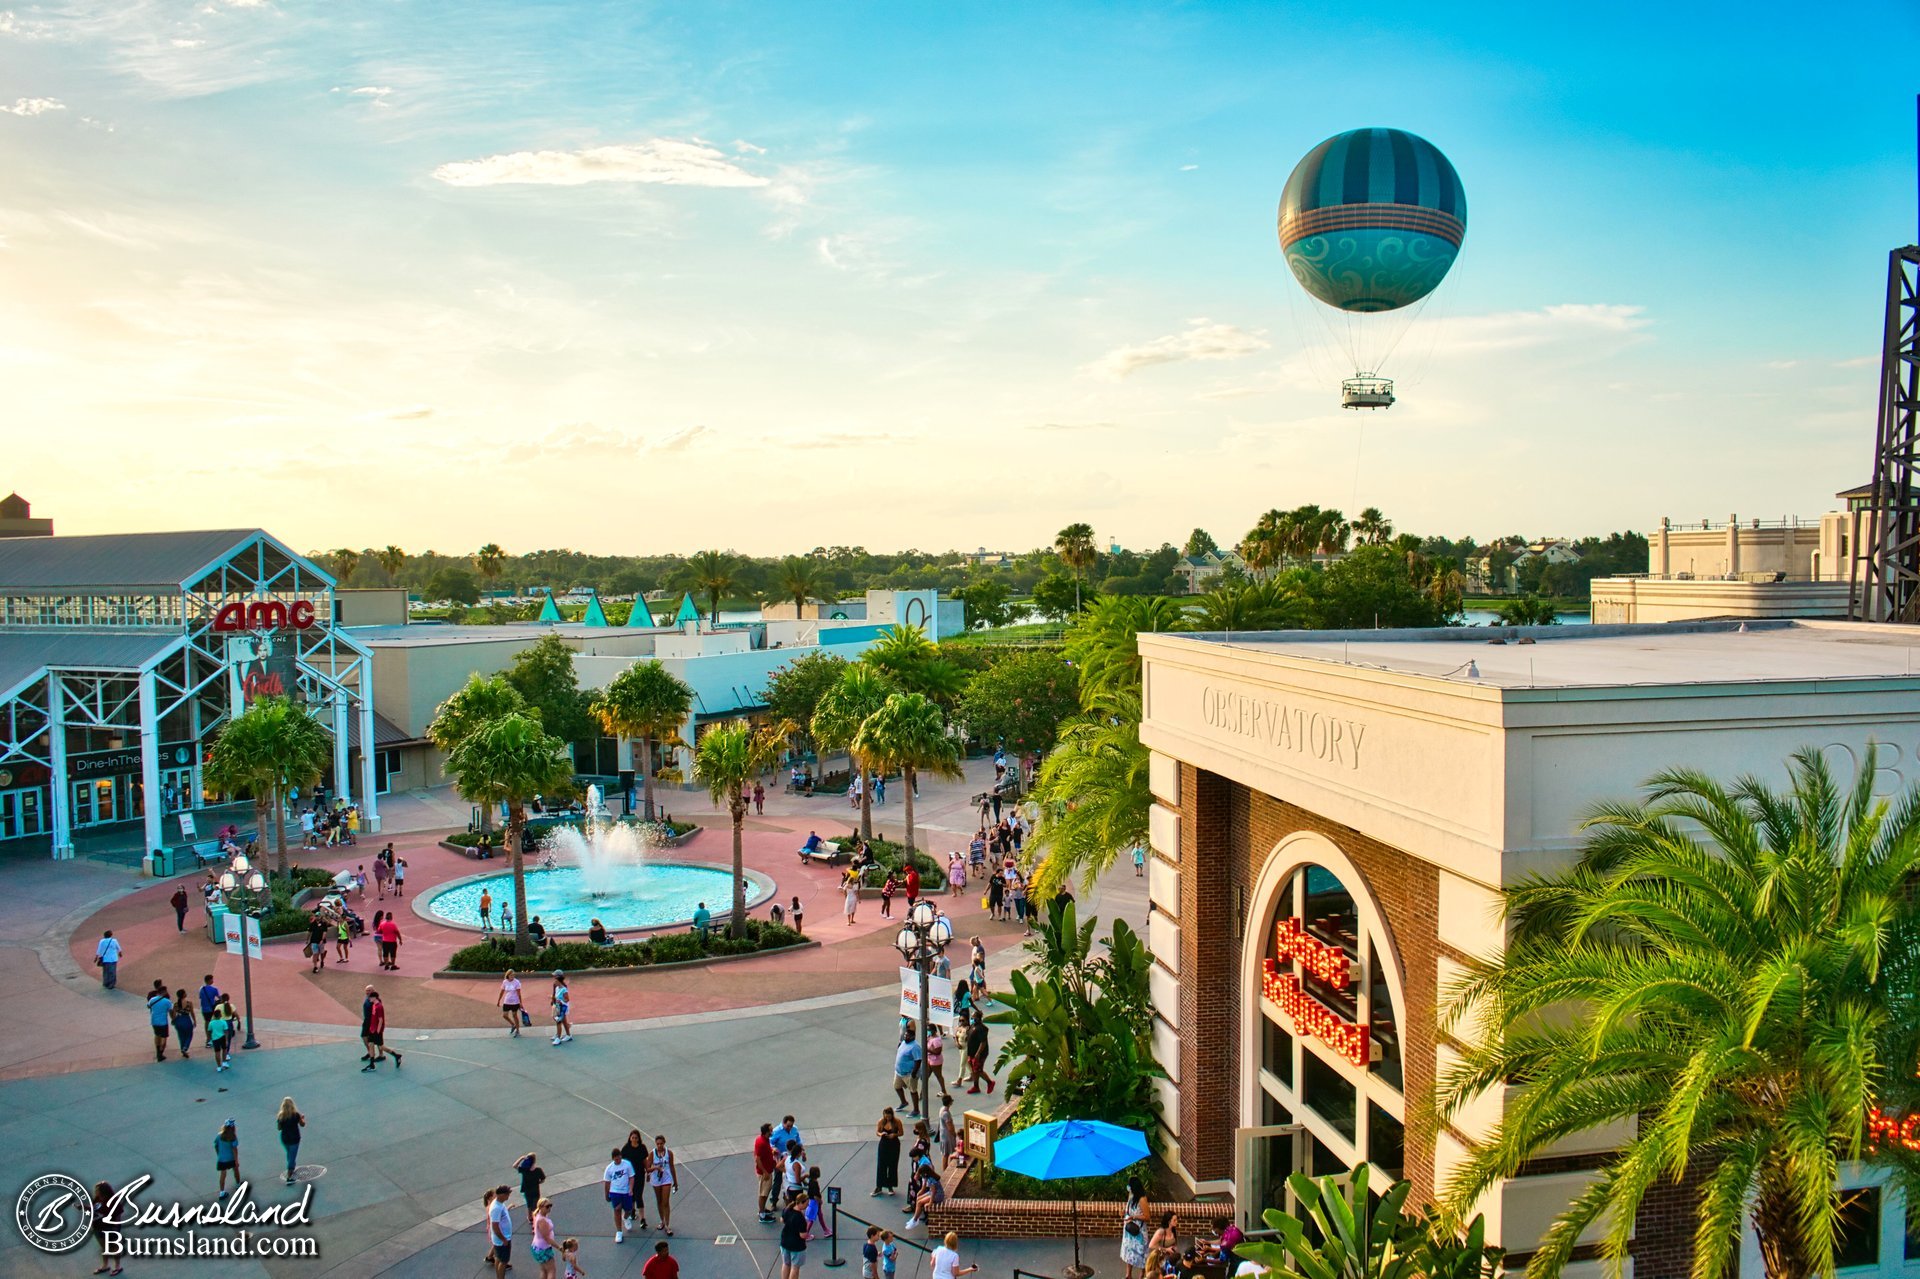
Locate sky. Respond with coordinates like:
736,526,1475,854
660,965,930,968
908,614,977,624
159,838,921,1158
1,1,1915,558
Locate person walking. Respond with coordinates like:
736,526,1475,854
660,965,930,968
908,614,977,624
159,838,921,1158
306,912,328,973
891,1025,923,1116
925,1027,948,1094
932,1231,978,1279
615,1128,650,1230
91,1180,120,1276
963,1010,996,1094
646,1133,678,1236
985,873,1004,922
753,1123,780,1223
642,1238,680,1279
778,1191,809,1279
371,856,389,899
752,781,765,816
170,988,197,1060
904,863,920,907
146,981,172,1062
277,1097,306,1185
603,1146,637,1244
480,888,494,933
375,914,402,970
844,867,860,926
361,988,399,1070
95,930,121,989
488,1183,515,1279
873,1107,904,1196
499,970,524,1037
947,852,964,898
516,1153,547,1228
393,858,407,897
334,911,352,964
207,999,232,1072
550,971,572,1045
1132,844,1146,877
214,1118,241,1199
170,884,191,930
1120,1174,1149,1278
530,1198,560,1279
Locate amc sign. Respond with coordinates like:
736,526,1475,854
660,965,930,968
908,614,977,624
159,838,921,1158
211,600,321,633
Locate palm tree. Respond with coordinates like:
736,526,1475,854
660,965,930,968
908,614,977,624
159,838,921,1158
376,545,407,584
443,713,573,956
1312,507,1351,558
776,554,826,616
693,721,785,938
593,661,693,820
852,692,962,852
860,622,965,703
1353,506,1394,546
474,543,506,592
1190,579,1309,631
1025,693,1150,899
810,664,895,840
685,549,743,626
1437,747,1920,1279
1064,596,1189,709
1238,509,1287,580
328,548,360,585
203,697,335,877
1054,523,1097,611
426,674,528,837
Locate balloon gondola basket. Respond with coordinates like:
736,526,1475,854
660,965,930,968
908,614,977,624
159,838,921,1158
1341,375,1395,410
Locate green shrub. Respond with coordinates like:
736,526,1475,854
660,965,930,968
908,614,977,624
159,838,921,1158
442,916,807,972
853,836,950,890
964,1160,1147,1202
259,907,311,938
648,933,708,963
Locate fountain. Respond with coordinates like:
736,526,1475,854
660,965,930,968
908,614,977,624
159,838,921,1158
423,784,774,934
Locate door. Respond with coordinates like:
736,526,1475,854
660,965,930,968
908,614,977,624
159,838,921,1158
0,788,46,839
160,767,194,812
72,780,98,827
1233,1124,1307,1232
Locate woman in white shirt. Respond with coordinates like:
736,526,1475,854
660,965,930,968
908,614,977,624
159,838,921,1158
931,1232,977,1279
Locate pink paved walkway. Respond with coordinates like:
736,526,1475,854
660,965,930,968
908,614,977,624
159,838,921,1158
37,808,1030,1080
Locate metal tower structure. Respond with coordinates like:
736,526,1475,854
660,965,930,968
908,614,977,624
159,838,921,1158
1849,98,1920,623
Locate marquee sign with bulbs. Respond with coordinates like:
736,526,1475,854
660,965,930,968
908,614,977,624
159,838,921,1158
1262,917,1374,1068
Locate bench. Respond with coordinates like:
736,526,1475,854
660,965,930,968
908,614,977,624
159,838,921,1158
798,840,846,866
188,841,230,868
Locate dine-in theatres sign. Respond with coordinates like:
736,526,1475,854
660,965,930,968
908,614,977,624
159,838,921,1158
1262,916,1370,1066
1199,686,1367,771
210,600,320,633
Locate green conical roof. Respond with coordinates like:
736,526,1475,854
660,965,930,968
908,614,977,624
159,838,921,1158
582,591,609,627
625,598,655,628
536,593,562,623
674,593,701,625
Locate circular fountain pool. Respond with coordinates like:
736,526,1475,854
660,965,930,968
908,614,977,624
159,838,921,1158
423,863,772,934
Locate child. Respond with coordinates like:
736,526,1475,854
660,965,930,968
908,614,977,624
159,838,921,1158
394,858,407,896
790,896,805,933
880,1229,899,1279
881,872,897,918
560,1236,588,1278
861,1225,882,1279
335,915,352,963
551,972,572,1046
214,1119,240,1199
207,1001,231,1072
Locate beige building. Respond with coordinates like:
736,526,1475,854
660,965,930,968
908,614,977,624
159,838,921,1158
1138,619,1920,1276
1593,501,1860,623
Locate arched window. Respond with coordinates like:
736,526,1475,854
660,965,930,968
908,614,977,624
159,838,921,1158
1254,858,1405,1183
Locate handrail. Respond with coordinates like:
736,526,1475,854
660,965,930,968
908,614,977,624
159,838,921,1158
1014,1269,1060,1279
824,1188,936,1269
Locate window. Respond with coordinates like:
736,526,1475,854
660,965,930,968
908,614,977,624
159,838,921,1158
1368,939,1402,1089
1905,1198,1920,1261
1263,1016,1295,1089
1833,1187,1879,1271
1309,1134,1345,1178
1367,1104,1405,1180
1300,1048,1356,1141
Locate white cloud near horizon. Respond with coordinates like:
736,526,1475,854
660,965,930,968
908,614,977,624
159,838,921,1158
500,421,709,463
2,97,65,116
433,138,770,189
1086,318,1268,379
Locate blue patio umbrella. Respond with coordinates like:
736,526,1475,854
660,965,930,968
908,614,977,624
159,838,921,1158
994,1120,1149,1277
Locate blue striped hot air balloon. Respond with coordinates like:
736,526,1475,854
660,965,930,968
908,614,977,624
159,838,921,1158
1278,127,1467,315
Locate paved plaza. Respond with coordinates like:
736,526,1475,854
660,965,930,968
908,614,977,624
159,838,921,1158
0,763,1149,1278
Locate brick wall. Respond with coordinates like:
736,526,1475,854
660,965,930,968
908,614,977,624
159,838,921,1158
1175,765,1441,1198
1632,1156,1714,1279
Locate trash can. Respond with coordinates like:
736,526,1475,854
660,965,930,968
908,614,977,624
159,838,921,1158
148,847,174,878
209,906,228,946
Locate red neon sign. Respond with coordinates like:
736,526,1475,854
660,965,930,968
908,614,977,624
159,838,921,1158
1868,1107,1920,1152
1274,917,1352,987
212,600,319,633
1263,964,1371,1068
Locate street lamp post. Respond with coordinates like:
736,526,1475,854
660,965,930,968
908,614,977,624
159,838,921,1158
217,851,267,1051
894,897,953,1122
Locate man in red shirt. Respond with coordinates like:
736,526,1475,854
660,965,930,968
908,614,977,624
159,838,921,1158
904,864,920,905
641,1239,679,1279
375,915,402,970
752,1122,779,1222
362,988,403,1071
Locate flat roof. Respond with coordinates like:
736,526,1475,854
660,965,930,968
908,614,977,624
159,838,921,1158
0,629,183,700
1156,620,1920,690
348,623,667,648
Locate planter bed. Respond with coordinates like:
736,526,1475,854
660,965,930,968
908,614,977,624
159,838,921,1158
432,938,816,979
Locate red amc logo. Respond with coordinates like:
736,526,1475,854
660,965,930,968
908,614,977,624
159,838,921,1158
211,600,320,633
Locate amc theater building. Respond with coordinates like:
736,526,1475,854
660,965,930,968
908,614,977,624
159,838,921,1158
0,529,381,857
1138,620,1920,1278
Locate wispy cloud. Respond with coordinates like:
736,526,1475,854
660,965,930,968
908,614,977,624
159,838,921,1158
0,10,53,38
333,84,392,103
1,97,65,116
1034,420,1120,433
433,138,770,189
655,424,708,452
1085,318,1268,379
1179,163,1199,171
501,421,708,463
733,139,766,155
367,404,434,421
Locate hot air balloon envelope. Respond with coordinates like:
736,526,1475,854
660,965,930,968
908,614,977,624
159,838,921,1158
1278,128,1466,314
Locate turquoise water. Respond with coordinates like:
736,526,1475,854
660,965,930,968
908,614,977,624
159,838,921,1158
425,864,768,933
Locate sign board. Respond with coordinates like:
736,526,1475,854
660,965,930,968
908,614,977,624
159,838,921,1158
211,599,320,633
898,966,956,1030
70,749,143,779
228,633,302,707
177,812,198,840
220,912,262,961
964,1110,998,1166
826,1186,841,1206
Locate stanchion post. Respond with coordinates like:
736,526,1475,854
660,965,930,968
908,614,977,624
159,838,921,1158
823,1185,845,1267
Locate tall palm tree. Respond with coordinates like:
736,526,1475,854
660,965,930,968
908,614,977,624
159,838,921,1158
1311,507,1351,558
1025,692,1150,899
1054,523,1097,611
329,548,361,585
1353,506,1394,546
693,720,786,938
443,713,573,956
376,545,407,584
593,660,693,820
1064,595,1189,709
852,692,962,852
1238,509,1287,580
1437,747,1920,1279
685,549,743,626
474,543,506,592
810,664,895,840
860,622,965,703
426,674,529,836
203,697,335,877
776,554,826,616
1190,579,1309,631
